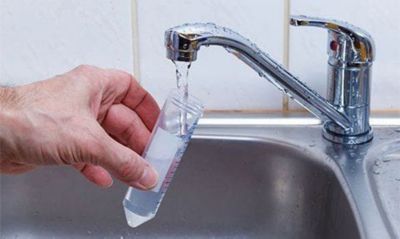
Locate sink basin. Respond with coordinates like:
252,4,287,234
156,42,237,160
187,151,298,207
0,131,360,238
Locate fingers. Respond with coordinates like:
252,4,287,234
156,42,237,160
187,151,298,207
122,85,160,131
73,163,113,188
96,132,158,190
60,65,160,189
102,69,160,130
69,65,160,131
101,104,151,154
56,120,157,189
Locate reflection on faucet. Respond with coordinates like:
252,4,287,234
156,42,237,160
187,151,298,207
324,141,370,172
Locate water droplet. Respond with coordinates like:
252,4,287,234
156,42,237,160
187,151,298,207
375,160,382,167
382,158,391,163
309,143,316,147
350,152,356,157
395,128,400,133
395,177,400,181
283,88,288,94
372,168,380,175
87,231,92,235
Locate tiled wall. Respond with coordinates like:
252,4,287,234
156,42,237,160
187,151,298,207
289,0,400,111
1,0,399,112
135,0,285,110
0,0,134,86
136,0,400,111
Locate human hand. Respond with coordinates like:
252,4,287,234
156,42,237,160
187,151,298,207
0,65,160,189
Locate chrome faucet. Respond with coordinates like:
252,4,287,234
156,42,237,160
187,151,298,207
164,15,375,145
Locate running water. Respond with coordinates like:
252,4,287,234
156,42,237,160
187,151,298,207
174,61,191,136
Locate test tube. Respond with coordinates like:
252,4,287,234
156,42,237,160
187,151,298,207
123,89,204,228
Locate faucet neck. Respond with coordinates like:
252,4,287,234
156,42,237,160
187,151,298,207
322,61,373,144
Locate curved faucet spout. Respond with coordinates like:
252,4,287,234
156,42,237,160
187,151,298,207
165,23,352,131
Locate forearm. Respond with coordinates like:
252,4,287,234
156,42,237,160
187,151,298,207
0,86,19,109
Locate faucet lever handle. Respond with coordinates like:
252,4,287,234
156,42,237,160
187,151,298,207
290,15,375,64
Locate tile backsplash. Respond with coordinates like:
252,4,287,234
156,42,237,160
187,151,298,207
1,0,399,112
289,0,400,111
0,0,133,86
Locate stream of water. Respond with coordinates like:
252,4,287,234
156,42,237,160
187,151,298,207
174,61,191,136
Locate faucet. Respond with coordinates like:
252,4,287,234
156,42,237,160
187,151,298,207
164,15,375,145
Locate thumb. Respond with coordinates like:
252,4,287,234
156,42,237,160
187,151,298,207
95,132,158,190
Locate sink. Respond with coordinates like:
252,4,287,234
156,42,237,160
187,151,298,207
2,115,400,239
0,128,360,239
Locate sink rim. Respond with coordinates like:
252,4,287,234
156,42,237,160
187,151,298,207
366,139,400,238
198,112,400,127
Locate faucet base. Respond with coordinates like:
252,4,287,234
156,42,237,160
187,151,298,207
322,127,373,145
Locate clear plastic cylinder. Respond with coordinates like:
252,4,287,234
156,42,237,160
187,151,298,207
123,89,204,228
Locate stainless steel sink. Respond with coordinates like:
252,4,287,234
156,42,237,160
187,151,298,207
1,116,399,239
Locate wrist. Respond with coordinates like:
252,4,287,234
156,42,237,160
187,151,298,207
0,86,21,137
0,87,22,162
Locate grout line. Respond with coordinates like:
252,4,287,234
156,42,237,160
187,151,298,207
130,0,142,83
282,0,291,112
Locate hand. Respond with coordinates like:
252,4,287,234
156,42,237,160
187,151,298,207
0,65,160,189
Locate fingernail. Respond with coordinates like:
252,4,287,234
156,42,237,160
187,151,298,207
103,179,114,188
135,165,158,190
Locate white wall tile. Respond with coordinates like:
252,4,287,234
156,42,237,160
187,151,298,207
136,0,285,110
290,0,400,110
0,0,133,86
